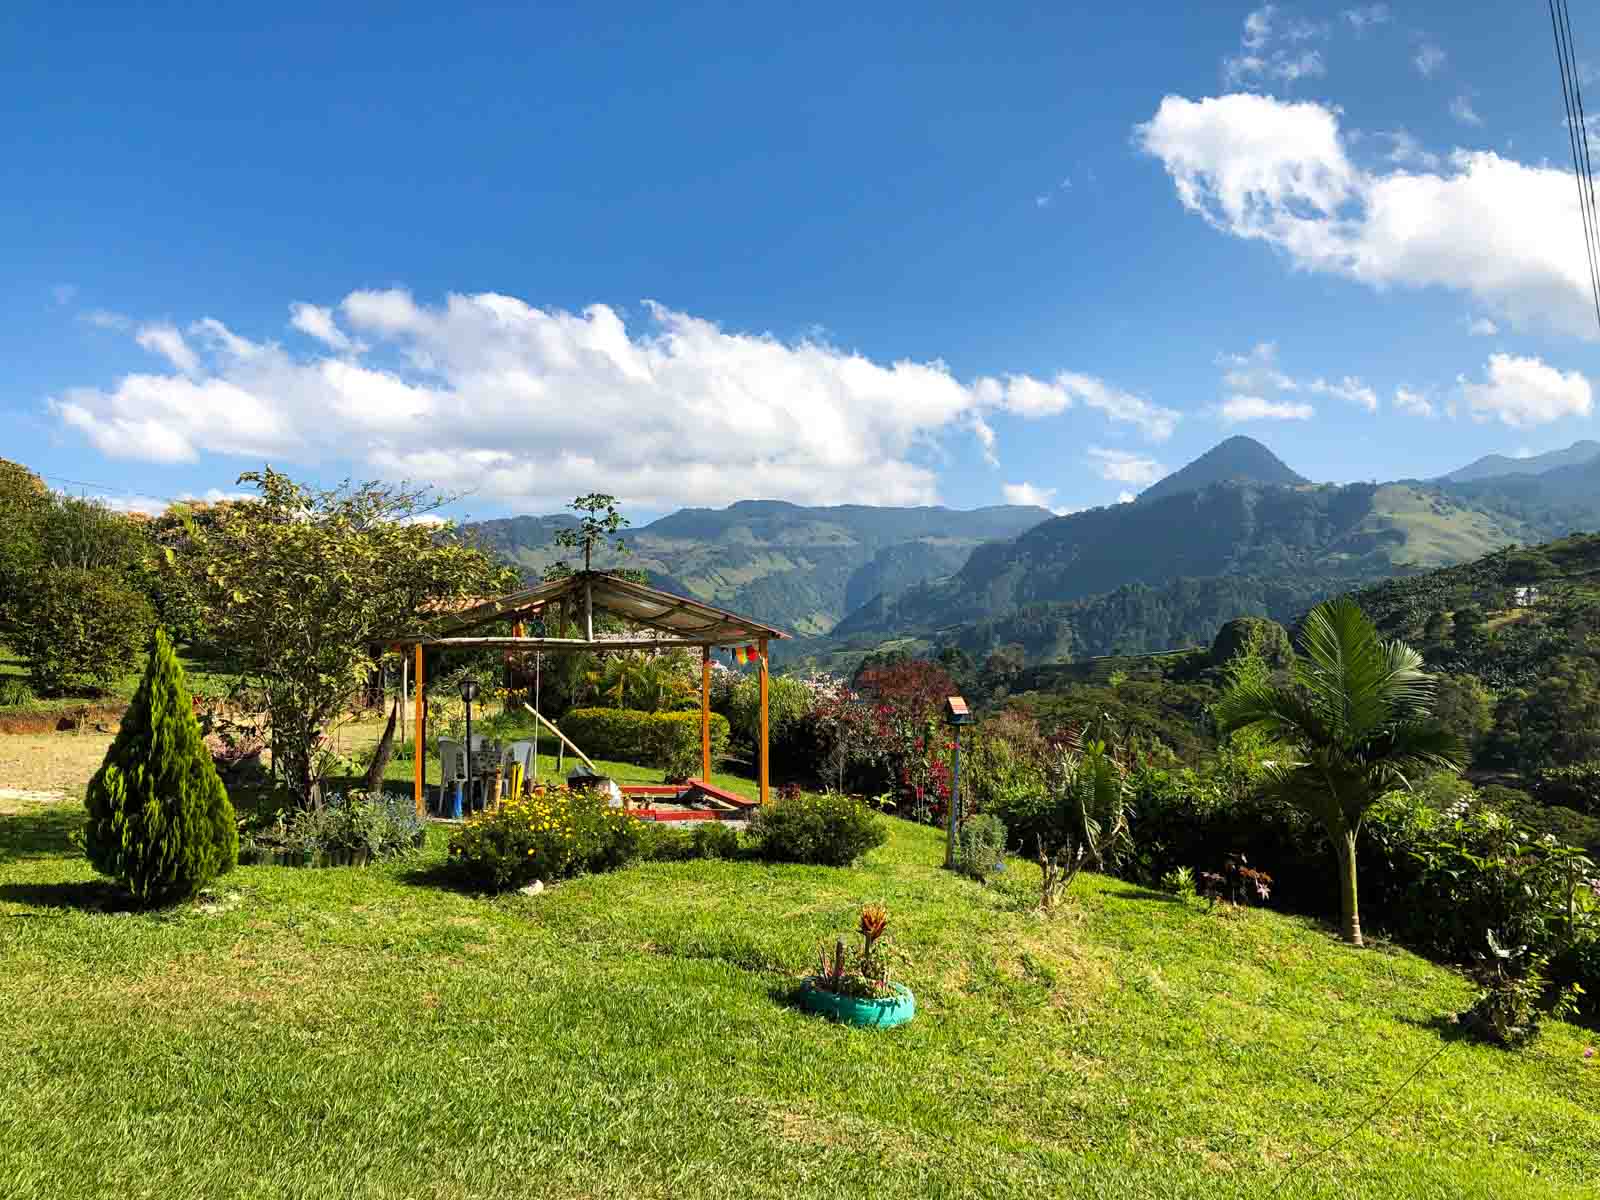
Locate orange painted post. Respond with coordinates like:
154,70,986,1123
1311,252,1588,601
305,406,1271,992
413,644,425,818
700,646,712,781
758,638,770,807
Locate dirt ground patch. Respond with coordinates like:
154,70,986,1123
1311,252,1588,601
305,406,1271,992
0,704,126,735
0,731,116,795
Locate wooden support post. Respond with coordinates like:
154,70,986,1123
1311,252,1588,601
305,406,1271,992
700,645,712,781
758,638,770,807
521,703,600,774
584,577,594,642
413,644,425,818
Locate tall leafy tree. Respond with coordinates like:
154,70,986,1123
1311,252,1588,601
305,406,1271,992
0,459,51,638
552,493,629,572
1215,597,1460,945
180,469,516,808
84,629,237,902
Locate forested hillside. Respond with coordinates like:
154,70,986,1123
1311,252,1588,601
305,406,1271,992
832,480,1528,648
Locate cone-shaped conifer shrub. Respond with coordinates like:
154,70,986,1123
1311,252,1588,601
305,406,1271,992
84,629,237,902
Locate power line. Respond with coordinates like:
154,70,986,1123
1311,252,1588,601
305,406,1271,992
1560,0,1600,307
1551,0,1600,333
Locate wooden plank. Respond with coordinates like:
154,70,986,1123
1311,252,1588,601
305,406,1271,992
758,638,770,807
700,646,711,781
404,636,733,651
413,644,425,818
520,702,599,774
685,778,756,810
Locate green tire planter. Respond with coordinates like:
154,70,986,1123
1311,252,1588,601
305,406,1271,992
799,979,915,1028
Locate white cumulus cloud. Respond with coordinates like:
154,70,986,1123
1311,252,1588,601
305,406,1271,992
1221,395,1316,422
1087,447,1164,485
1055,373,1180,440
1459,354,1592,428
1002,481,1067,513
1215,342,1375,414
1224,6,1328,87
1467,316,1499,336
135,323,199,374
1136,92,1600,337
289,302,358,352
50,290,1171,512
1393,386,1436,418
1307,375,1378,412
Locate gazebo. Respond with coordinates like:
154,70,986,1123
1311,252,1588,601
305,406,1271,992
393,570,789,816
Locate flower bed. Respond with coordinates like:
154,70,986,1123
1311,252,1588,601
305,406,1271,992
446,784,642,891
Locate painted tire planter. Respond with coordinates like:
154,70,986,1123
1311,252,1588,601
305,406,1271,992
799,979,915,1028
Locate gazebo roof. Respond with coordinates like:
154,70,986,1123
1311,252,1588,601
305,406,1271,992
399,570,788,649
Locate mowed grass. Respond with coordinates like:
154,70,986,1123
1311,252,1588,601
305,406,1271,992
1,801,1597,1199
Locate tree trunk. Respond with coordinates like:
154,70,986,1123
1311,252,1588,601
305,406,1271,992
1334,828,1363,946
364,698,399,794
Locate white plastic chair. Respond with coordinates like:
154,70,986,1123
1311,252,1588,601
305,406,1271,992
503,740,535,777
437,738,466,785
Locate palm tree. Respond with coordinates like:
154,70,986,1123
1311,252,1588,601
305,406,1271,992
1214,597,1461,946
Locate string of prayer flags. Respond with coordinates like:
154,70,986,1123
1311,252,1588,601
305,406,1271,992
730,644,761,665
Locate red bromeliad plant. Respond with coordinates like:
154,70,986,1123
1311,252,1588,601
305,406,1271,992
812,904,897,999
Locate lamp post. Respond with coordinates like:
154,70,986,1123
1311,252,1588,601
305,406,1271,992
460,677,481,812
943,696,973,869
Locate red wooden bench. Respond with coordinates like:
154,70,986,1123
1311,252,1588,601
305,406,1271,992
683,778,757,810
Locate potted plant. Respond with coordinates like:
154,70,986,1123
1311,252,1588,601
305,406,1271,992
799,904,914,1028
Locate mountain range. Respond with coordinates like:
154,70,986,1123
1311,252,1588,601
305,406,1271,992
467,501,1050,635
1137,434,1308,503
467,436,1600,669
1442,440,1600,484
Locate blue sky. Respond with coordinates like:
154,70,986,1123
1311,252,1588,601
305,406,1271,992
5,1,1600,520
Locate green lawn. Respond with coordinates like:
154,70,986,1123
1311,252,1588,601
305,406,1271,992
0,804,1595,1198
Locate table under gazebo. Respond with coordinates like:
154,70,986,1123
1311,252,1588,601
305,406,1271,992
392,570,789,817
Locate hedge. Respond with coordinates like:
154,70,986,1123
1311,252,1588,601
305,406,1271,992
559,707,730,771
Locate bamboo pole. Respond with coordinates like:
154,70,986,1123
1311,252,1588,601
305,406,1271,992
521,702,599,774
700,646,712,781
409,636,724,651
413,645,425,818
758,639,770,806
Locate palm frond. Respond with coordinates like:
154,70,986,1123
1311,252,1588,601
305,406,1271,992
1295,597,1438,739
1214,676,1329,748
1358,719,1464,791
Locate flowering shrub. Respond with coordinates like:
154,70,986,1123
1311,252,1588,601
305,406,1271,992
1197,853,1274,908
748,790,886,866
446,785,642,891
